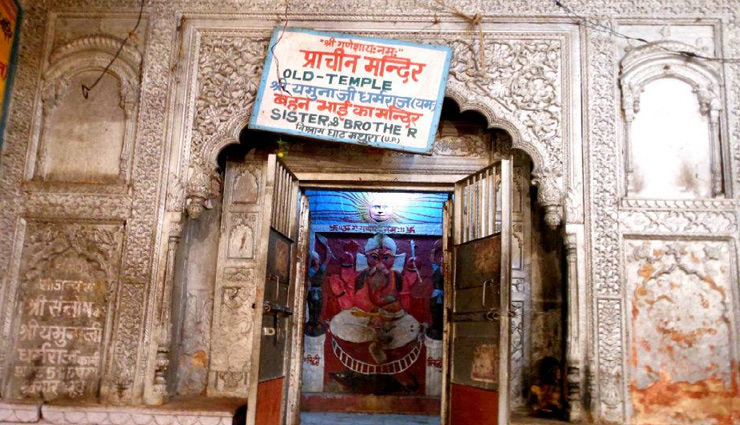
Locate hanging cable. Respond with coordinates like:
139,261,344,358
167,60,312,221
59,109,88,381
271,0,291,95
553,0,740,64
81,0,145,99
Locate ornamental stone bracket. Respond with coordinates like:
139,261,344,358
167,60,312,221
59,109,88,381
180,25,569,228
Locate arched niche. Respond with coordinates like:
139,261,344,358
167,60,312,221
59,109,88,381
620,40,724,198
33,35,141,184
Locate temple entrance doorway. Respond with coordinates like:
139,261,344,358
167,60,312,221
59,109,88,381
205,101,568,425
298,188,451,419
292,157,514,425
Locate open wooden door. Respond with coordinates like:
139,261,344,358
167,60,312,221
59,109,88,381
447,157,512,425
248,155,301,425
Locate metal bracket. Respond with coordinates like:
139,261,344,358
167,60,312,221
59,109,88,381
263,300,293,317
482,279,492,307
485,310,500,322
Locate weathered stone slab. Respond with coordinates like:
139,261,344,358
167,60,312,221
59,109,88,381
9,278,108,400
5,222,123,402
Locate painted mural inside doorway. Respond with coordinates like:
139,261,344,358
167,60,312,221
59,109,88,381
301,190,447,402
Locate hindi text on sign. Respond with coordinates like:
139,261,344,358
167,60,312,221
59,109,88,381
250,27,451,154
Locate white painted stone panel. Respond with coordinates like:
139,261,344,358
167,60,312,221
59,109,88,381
424,336,443,397
630,78,712,199
302,334,326,393
44,72,125,182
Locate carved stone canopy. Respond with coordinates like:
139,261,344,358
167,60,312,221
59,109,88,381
42,34,142,115
35,34,143,183
620,40,723,119
619,40,725,196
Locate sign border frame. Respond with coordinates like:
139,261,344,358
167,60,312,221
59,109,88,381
248,26,452,155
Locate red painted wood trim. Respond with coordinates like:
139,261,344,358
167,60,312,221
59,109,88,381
450,383,498,425
256,377,284,425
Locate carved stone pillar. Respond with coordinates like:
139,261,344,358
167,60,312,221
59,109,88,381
565,232,583,422
35,76,70,180
150,217,184,403
698,92,724,197
621,85,637,194
119,79,139,183
145,174,188,405
708,109,723,197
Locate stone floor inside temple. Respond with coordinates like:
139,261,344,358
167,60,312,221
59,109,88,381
300,412,441,425
300,412,568,424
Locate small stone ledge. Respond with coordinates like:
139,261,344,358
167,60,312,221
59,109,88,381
0,398,243,425
0,400,42,424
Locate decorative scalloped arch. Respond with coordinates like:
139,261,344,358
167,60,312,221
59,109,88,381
204,111,251,168
44,35,141,96
621,41,722,114
199,90,563,226
35,35,142,182
204,89,549,177
444,86,547,176
620,40,724,197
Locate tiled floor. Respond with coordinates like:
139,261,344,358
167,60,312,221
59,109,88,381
300,413,441,425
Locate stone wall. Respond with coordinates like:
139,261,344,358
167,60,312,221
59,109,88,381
0,1,737,424
170,200,222,396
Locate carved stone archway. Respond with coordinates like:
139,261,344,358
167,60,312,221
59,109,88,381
181,26,571,229
156,20,580,412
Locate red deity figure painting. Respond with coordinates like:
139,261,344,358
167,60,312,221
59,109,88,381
312,233,439,395
302,190,447,397
326,241,360,314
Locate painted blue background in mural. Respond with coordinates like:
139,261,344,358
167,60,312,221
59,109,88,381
305,190,448,236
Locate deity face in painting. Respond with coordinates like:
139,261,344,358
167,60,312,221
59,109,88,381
365,234,397,270
368,200,393,222
340,251,355,267
367,246,396,270
404,256,418,271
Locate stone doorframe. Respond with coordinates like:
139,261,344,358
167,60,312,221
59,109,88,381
154,16,587,421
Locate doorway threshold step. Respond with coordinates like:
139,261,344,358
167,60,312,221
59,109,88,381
300,412,440,425
510,414,569,425
301,393,440,415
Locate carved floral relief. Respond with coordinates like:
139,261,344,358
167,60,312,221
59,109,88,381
186,31,569,227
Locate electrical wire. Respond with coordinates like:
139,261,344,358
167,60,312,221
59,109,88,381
81,0,145,99
553,0,740,64
271,0,292,95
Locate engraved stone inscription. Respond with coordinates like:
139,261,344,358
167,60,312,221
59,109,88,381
11,278,107,400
